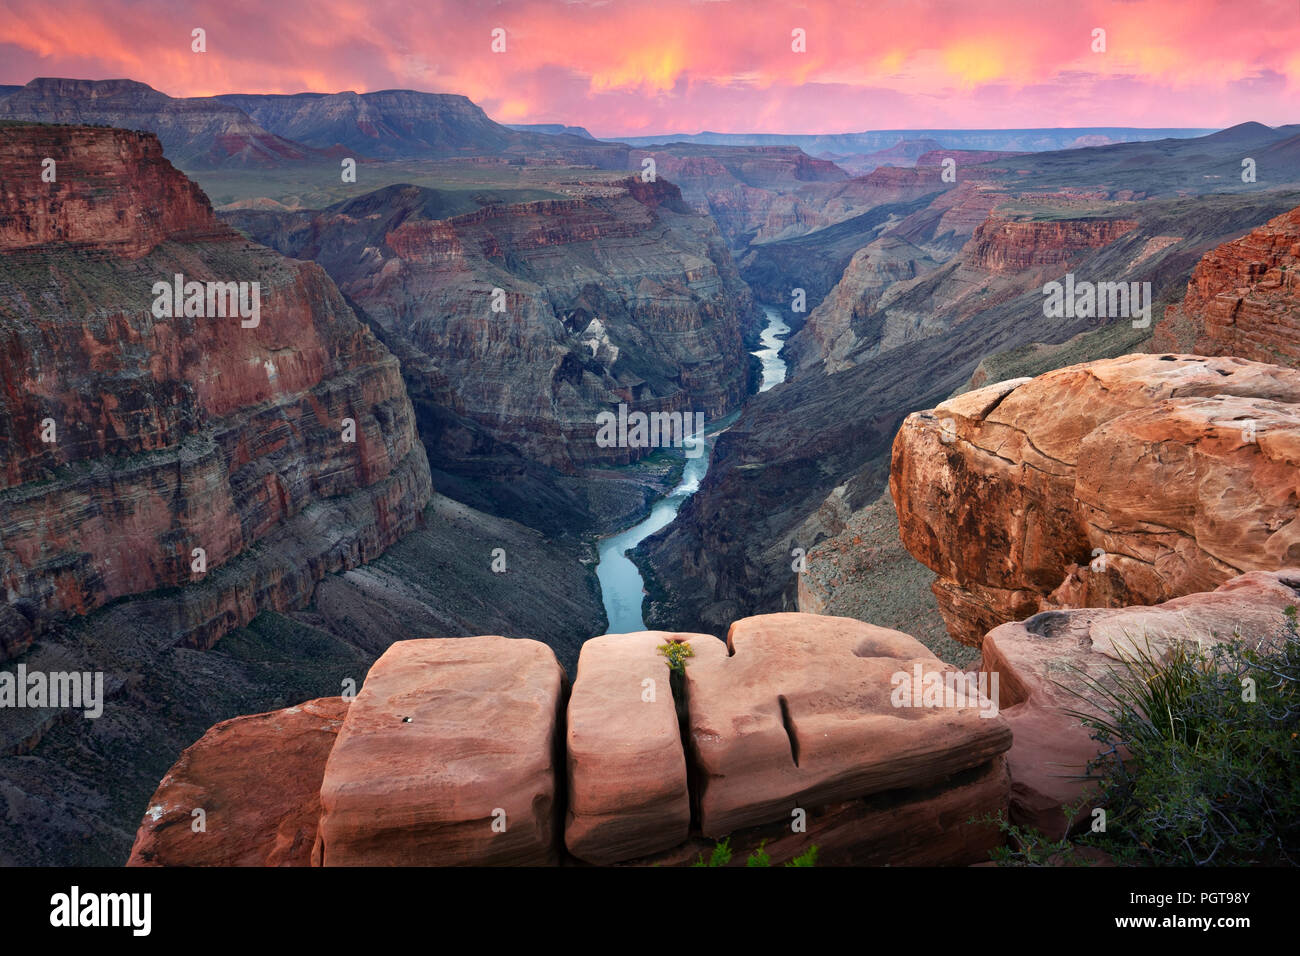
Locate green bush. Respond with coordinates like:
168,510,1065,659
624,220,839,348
691,837,819,867
1063,606,1300,865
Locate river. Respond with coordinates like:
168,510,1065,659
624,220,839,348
595,304,790,633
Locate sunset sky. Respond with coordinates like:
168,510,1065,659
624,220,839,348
1,0,1297,135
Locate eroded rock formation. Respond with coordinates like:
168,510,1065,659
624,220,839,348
891,353,1300,645
131,614,1014,867
564,632,692,864
982,569,1300,837
226,178,758,474
315,636,566,866
1155,204,1300,366
0,124,432,661
127,697,347,867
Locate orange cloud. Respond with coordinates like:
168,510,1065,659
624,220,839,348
0,0,1296,133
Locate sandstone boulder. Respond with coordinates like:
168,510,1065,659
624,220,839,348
892,353,1300,645
982,569,1300,838
564,632,697,864
685,612,1012,836
315,636,566,866
126,697,347,867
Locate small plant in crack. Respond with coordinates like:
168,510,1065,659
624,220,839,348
657,638,694,722
657,638,694,673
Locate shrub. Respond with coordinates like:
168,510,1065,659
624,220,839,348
1062,607,1300,865
691,836,732,867
691,837,819,867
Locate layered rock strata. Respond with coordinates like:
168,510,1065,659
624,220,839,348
0,124,431,661
226,178,757,473
1155,204,1300,366
891,353,1300,645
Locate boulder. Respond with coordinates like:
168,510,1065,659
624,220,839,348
564,632,697,864
892,353,1300,645
685,612,1012,836
981,569,1300,838
126,697,347,867
315,636,566,866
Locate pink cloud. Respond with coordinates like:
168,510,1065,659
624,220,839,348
1,0,1296,132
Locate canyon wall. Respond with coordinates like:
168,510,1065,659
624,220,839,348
1155,204,1300,366
0,124,431,661
226,177,760,476
0,79,339,168
638,191,1300,639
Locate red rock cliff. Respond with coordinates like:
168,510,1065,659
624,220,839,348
0,124,431,660
1155,205,1300,366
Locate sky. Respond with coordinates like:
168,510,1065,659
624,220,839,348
1,0,1297,136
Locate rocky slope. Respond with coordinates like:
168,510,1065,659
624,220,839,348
0,79,341,168
1155,204,1300,366
982,569,1300,837
737,192,943,313
789,213,1140,376
226,178,760,484
623,145,847,252
218,90,628,168
891,354,1300,645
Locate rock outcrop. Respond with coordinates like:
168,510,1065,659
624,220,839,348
564,632,692,864
227,178,758,474
135,614,1015,866
315,636,566,866
1155,204,1300,366
891,353,1300,645
127,697,348,867
686,614,1010,836
0,124,432,661
982,569,1300,838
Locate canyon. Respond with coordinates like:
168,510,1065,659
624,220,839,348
2,81,1300,870
636,158,1300,643
223,176,760,481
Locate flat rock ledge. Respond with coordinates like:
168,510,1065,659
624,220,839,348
129,613,1018,866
